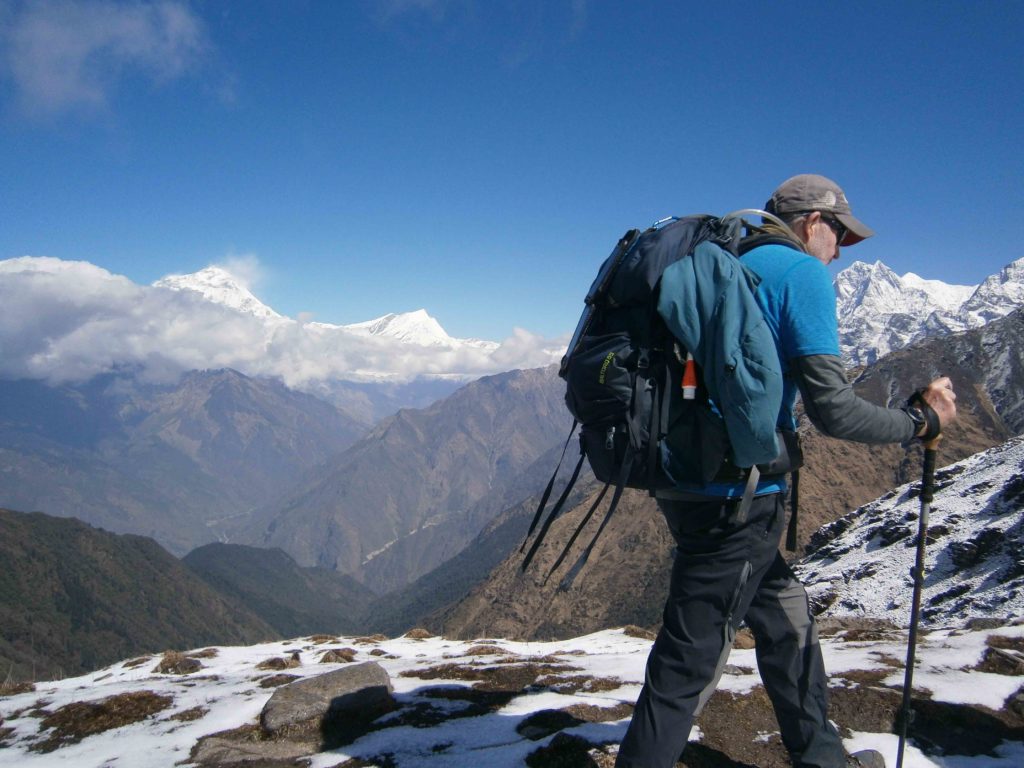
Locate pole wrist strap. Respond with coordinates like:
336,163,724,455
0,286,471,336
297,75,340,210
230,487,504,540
906,389,941,442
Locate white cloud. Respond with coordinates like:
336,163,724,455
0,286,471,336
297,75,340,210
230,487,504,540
1,0,209,117
0,257,564,388
214,253,264,291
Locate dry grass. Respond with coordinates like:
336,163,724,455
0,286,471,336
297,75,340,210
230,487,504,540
33,691,172,752
622,625,657,641
320,648,357,664
463,644,508,656
402,661,584,695
153,651,202,675
535,674,625,695
255,655,300,671
403,628,434,640
168,706,207,722
353,634,388,645
306,634,338,644
0,681,35,697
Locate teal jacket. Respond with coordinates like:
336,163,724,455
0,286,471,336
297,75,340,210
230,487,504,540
656,240,783,469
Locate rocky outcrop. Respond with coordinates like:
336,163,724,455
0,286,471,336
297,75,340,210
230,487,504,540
192,661,396,766
259,662,395,736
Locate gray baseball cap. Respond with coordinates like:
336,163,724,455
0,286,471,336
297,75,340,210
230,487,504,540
765,174,874,246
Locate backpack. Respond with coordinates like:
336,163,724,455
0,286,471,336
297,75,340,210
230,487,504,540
520,210,799,586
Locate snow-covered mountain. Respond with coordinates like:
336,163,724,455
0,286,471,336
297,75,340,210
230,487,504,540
325,308,499,352
798,435,1024,626
154,266,283,321
154,268,497,354
835,257,1024,366
0,257,563,390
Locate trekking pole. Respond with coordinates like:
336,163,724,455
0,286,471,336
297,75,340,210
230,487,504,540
895,435,940,768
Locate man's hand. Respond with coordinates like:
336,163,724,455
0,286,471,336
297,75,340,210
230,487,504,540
919,376,957,434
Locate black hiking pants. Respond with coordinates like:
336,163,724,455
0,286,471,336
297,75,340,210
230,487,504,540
615,493,846,768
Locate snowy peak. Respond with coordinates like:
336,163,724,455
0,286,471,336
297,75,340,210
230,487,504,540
153,267,281,320
342,309,499,351
834,258,1021,366
961,256,1024,326
901,271,976,311
343,309,452,346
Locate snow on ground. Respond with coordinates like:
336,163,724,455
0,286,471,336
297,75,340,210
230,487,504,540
1,624,1022,768
798,436,1024,627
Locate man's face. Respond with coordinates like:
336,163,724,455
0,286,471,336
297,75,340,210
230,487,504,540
804,212,842,266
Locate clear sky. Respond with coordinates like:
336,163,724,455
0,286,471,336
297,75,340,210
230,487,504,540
1,0,1021,341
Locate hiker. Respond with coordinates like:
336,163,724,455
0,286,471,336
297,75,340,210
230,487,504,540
614,174,957,768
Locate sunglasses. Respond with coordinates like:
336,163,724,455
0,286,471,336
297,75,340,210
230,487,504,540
820,214,847,246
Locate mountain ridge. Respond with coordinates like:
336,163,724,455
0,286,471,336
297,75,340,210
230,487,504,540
0,508,276,681
835,255,1024,365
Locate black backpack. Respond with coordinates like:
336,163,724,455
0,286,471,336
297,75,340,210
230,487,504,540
520,212,802,586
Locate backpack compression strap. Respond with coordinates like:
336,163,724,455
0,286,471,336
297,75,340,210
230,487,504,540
541,481,611,584
520,420,578,552
519,450,585,570
785,468,800,552
556,450,634,591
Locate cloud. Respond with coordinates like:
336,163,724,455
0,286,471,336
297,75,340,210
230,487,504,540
1,0,209,118
215,253,264,291
0,257,563,389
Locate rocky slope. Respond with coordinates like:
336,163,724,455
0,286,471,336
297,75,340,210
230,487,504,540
240,366,572,592
1,618,1020,767
798,435,1024,626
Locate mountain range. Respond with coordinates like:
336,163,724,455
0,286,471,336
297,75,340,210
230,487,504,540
2,438,1022,766
233,365,572,593
835,256,1024,365
0,254,1022,637
429,307,1024,641
0,369,364,555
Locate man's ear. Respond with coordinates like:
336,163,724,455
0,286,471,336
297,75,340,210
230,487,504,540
799,211,822,241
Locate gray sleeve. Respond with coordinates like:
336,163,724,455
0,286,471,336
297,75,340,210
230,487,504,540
791,354,917,444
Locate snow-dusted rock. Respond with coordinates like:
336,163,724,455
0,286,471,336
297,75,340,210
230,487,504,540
259,661,395,735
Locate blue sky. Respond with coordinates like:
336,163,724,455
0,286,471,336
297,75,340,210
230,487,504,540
1,0,1021,341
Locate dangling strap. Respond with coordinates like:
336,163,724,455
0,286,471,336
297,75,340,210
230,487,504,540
645,367,664,491
520,420,577,552
520,451,585,571
785,469,800,552
557,451,633,591
543,482,611,583
735,465,760,524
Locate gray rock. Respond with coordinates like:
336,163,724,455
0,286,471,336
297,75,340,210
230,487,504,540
259,662,395,737
190,729,317,766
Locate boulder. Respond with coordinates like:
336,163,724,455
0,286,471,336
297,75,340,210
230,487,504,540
190,726,318,766
259,662,395,738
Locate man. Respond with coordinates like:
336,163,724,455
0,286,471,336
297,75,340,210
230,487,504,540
615,174,957,768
